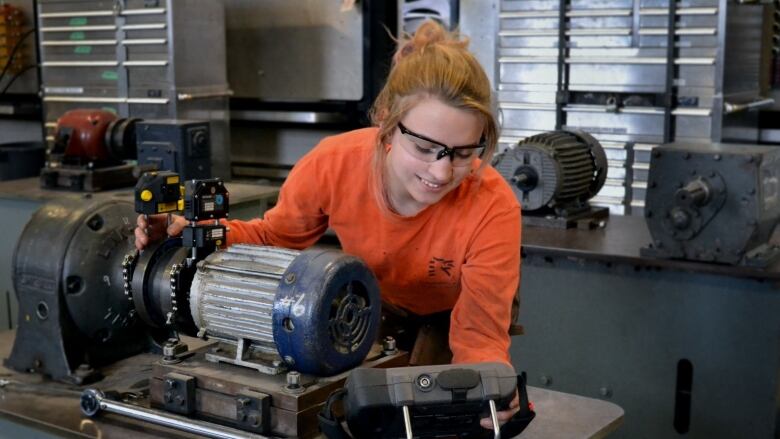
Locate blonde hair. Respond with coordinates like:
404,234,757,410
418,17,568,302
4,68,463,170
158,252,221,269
369,20,498,213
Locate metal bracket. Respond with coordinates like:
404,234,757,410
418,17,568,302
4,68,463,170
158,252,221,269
204,339,286,375
162,372,196,415
235,390,271,434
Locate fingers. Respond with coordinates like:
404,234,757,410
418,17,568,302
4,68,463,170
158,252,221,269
134,214,165,250
479,406,520,429
134,225,148,250
167,215,187,236
479,393,521,430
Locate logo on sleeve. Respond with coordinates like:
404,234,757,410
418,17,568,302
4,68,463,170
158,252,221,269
428,257,454,277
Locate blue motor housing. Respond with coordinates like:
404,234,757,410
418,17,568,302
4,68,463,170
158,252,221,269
273,249,381,376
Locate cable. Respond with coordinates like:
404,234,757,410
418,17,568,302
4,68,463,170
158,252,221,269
0,63,36,95
0,28,35,84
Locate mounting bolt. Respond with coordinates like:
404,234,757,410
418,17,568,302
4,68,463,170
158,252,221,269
284,371,305,394
237,397,251,408
599,387,613,398
382,336,398,355
540,375,552,386
287,371,301,388
165,379,176,390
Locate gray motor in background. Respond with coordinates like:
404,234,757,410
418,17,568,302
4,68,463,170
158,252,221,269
641,142,780,266
493,130,608,228
136,120,212,180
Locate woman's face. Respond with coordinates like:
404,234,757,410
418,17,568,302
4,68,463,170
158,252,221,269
385,97,484,216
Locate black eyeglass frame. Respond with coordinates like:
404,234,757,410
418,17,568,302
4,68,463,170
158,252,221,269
397,122,486,163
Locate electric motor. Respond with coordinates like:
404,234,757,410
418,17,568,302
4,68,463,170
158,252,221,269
190,244,382,376
493,130,607,212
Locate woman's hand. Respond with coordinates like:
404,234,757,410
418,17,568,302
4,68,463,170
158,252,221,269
134,213,187,250
480,392,520,430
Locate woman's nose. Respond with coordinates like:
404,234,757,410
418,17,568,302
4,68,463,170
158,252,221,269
428,156,454,182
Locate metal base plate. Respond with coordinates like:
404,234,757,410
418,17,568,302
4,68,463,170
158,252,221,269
150,343,408,438
523,205,610,230
39,163,136,192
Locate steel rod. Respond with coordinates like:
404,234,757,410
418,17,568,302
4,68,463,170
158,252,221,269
81,389,269,439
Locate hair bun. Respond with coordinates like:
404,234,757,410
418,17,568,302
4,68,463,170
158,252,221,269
393,20,468,64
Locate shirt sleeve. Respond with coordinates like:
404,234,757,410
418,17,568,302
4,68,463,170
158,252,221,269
449,205,521,365
223,145,331,249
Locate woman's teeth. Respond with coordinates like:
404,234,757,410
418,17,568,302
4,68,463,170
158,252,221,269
419,176,442,188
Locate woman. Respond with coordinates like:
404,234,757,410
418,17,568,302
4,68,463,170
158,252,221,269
136,20,522,428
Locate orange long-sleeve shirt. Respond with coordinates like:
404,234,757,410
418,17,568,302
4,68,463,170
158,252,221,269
225,127,521,364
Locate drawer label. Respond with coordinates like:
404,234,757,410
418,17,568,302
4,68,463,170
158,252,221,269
69,17,88,26
102,70,118,80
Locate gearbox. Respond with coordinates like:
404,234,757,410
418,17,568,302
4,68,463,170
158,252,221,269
641,142,780,266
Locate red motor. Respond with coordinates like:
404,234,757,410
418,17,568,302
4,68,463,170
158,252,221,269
53,109,139,164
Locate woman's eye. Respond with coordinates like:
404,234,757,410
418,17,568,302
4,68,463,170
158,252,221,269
414,143,437,154
455,149,475,159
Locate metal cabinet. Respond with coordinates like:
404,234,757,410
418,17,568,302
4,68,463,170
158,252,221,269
492,0,773,215
36,0,231,179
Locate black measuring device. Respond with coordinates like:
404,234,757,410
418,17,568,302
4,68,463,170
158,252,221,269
134,172,230,258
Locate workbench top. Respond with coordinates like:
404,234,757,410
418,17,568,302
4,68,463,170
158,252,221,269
0,177,279,206
522,214,780,281
0,330,623,439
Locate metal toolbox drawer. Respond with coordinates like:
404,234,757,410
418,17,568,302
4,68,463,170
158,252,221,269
41,44,117,60
124,0,168,10
499,104,557,132
500,0,557,13
500,61,558,85
38,1,116,16
41,65,120,87
126,63,171,88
